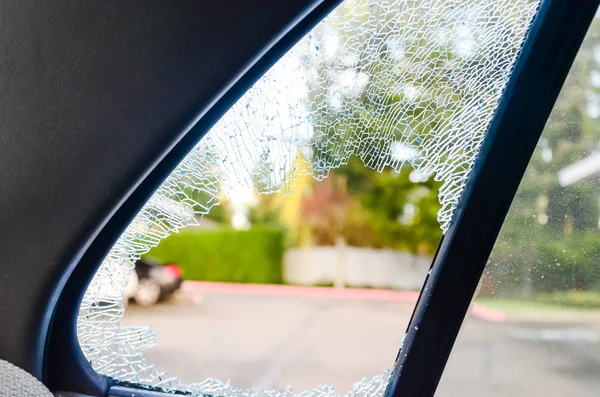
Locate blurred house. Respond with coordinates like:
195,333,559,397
559,152,600,187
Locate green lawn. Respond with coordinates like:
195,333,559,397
475,297,600,323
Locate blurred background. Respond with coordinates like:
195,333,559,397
120,9,600,397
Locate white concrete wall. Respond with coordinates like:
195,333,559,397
284,246,431,290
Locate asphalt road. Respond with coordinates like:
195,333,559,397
121,290,600,396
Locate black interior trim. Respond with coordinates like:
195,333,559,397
0,0,347,395
43,1,341,395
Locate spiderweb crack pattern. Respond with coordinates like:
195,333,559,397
77,0,538,395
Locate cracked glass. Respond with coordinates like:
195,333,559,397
77,0,539,395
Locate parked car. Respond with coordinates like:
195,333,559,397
125,259,183,306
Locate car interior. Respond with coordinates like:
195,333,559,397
0,0,598,396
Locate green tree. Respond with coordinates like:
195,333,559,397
253,0,532,256
337,157,442,254
295,1,517,254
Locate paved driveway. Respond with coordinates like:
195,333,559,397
121,289,600,396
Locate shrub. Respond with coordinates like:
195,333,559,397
488,227,600,297
536,233,600,292
145,227,284,284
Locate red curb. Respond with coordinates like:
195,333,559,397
182,281,420,302
182,281,507,322
471,303,508,322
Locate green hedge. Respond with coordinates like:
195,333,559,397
145,227,284,284
487,227,600,297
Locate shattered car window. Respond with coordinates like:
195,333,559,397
77,0,539,395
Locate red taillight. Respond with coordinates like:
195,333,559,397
163,264,182,279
